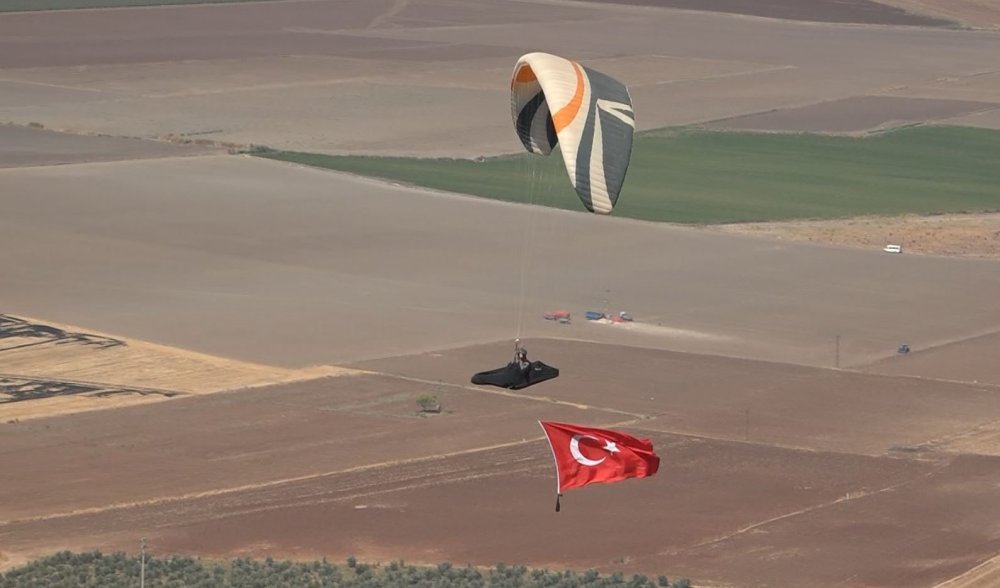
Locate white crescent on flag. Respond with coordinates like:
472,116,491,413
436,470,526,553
569,434,605,466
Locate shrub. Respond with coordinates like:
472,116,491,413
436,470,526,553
416,393,441,413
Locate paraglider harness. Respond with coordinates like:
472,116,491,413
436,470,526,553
515,341,531,373
470,339,559,390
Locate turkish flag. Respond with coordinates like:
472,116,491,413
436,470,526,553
539,421,660,494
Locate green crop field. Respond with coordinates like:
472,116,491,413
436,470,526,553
258,126,1000,225
0,0,265,11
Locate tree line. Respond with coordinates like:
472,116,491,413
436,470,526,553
0,551,692,588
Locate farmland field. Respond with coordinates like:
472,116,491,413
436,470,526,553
258,126,1000,224
3,0,1000,585
0,0,263,12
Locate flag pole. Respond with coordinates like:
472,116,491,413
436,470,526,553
539,421,563,513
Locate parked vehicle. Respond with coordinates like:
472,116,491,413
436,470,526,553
543,310,571,321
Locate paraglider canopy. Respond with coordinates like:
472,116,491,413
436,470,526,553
510,52,635,215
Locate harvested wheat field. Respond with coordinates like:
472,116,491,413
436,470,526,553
711,212,1000,258
0,314,351,421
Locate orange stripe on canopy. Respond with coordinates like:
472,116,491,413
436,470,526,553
552,62,584,133
512,65,536,88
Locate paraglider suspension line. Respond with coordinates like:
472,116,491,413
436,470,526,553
515,160,543,340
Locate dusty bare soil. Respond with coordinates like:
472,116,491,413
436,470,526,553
863,329,1000,387
711,212,1000,258
1,435,945,588
5,155,1000,373
1,0,998,157
0,124,218,168
4,339,1000,586
650,454,1000,587
578,0,952,25
586,0,1000,30
703,96,1000,133
935,554,1000,588
355,339,1000,457
878,0,1000,29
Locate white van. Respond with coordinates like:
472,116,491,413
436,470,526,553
883,244,902,254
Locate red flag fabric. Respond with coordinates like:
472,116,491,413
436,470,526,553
539,421,660,493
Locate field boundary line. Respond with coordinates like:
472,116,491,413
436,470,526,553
932,552,1000,588
354,368,650,418
659,463,949,557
